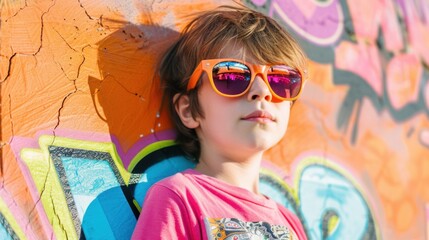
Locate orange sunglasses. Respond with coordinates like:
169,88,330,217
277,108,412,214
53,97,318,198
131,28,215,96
187,58,304,102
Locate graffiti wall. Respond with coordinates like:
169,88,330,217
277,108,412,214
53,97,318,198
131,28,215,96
1,0,428,239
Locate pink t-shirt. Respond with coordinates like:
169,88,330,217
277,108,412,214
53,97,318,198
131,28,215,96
132,169,307,239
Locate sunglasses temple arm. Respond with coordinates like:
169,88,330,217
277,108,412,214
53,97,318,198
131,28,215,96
187,64,204,91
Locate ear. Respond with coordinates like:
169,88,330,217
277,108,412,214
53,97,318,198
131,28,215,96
174,93,200,129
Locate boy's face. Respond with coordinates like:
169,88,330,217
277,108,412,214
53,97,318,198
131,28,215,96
188,47,292,160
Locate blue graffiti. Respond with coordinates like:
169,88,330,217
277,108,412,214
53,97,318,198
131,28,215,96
51,147,138,239
298,164,375,239
0,213,18,240
260,163,377,239
49,145,193,239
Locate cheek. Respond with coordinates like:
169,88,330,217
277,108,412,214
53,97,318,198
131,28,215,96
204,103,236,129
276,104,292,132
278,102,291,120
200,90,237,119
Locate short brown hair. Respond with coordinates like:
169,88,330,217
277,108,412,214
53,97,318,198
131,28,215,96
159,5,307,161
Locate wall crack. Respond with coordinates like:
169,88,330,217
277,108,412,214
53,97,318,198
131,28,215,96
52,81,78,139
0,52,17,84
4,0,28,23
34,0,57,56
78,0,95,20
101,74,146,101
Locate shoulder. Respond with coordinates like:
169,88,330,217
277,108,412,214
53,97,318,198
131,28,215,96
146,169,196,197
133,169,198,239
154,169,193,187
276,203,297,218
139,169,198,221
276,203,301,225
276,203,307,240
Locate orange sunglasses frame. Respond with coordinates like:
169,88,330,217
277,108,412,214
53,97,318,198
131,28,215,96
187,58,304,102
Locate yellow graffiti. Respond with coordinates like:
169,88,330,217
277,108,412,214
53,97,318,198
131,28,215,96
20,135,131,239
128,139,176,172
259,167,300,205
0,198,26,239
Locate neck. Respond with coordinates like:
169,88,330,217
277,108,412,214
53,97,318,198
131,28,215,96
195,152,263,194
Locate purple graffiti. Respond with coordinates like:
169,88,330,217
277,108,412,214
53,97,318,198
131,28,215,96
264,0,343,45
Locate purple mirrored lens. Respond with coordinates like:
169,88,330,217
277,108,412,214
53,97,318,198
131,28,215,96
267,66,302,99
212,61,251,95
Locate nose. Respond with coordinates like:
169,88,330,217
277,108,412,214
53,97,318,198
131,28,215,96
247,74,272,102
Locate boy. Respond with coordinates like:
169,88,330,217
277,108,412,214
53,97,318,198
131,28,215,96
133,4,308,239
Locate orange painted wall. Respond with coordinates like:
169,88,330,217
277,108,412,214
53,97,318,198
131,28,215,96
1,0,428,239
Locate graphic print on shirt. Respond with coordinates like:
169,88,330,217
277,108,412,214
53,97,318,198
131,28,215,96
204,217,298,240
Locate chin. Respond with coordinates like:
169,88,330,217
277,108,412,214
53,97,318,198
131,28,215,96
246,139,279,152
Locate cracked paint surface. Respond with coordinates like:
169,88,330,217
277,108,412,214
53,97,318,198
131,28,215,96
1,0,429,239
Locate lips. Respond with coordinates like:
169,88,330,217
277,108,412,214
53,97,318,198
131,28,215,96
241,110,275,123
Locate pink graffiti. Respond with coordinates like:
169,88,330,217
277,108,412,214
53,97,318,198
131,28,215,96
264,0,343,45
347,0,403,52
386,54,422,109
335,41,383,96
421,129,429,148
397,0,429,65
